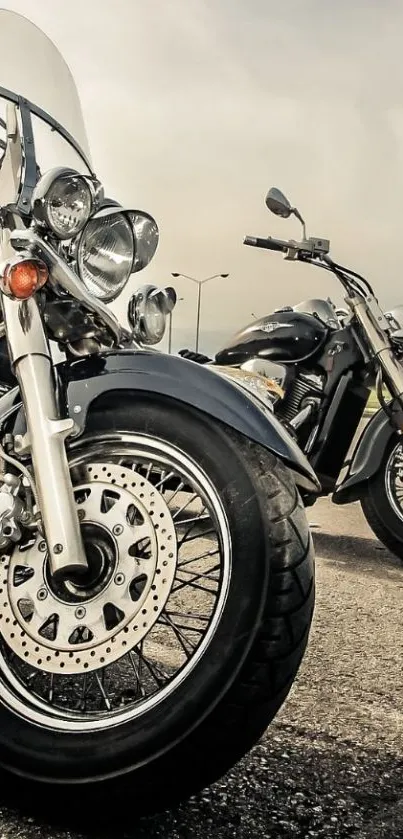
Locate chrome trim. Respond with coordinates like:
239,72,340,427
2,295,48,363
1,294,88,577
9,228,130,346
289,403,313,429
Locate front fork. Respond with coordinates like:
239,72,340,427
352,296,403,429
1,293,88,578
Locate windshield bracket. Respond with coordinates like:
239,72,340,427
17,98,37,217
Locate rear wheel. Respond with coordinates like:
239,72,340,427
0,399,314,819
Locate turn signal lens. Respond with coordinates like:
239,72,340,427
2,259,48,300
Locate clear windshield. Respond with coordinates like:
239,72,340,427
0,10,90,161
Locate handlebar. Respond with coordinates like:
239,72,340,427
244,235,288,253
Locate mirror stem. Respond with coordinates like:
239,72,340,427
293,208,306,240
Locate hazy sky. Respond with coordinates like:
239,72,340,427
2,0,403,353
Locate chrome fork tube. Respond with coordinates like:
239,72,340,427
1,294,88,578
352,298,403,400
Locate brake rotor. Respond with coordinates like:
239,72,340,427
0,463,177,674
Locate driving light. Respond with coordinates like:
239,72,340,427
128,285,177,345
2,257,48,299
33,168,103,239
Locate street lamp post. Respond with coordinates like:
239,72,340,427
171,273,229,352
168,296,184,354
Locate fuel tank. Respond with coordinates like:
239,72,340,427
215,309,329,366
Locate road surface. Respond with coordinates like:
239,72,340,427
0,498,400,838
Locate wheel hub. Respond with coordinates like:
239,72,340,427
0,463,177,674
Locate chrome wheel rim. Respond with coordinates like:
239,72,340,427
385,440,403,521
0,433,231,731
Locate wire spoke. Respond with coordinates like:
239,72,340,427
95,671,111,711
174,513,211,527
165,609,210,623
153,471,176,490
166,480,185,505
173,578,218,595
175,562,221,584
160,613,198,657
158,617,205,635
172,562,220,594
172,493,199,521
135,643,169,686
178,527,216,548
80,674,88,710
128,650,146,697
178,548,219,568
48,673,54,704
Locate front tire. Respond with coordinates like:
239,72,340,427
361,435,403,561
0,398,315,818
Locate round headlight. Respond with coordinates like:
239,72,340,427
46,177,92,239
33,168,102,239
77,211,134,302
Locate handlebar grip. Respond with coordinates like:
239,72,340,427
244,235,288,253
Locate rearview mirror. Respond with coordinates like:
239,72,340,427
265,187,292,218
265,186,307,238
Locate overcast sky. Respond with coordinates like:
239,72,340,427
2,0,403,353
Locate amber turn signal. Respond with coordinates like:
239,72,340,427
2,259,49,300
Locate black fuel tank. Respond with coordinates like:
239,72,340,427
215,310,329,366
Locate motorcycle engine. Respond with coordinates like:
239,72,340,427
240,359,325,434
276,370,325,425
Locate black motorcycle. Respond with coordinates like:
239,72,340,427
0,12,319,820
181,186,403,562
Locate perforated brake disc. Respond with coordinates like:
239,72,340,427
0,463,177,674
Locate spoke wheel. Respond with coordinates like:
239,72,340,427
385,440,403,519
0,399,314,808
0,433,231,729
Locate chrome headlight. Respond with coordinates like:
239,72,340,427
75,205,159,303
33,168,103,239
128,285,176,345
77,209,133,302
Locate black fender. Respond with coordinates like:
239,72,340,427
334,406,396,504
0,350,320,493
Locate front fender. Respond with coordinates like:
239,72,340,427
334,406,395,503
0,351,320,492
61,352,320,491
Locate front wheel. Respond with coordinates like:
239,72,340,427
361,435,403,561
0,399,314,818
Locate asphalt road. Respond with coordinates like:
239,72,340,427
0,498,401,839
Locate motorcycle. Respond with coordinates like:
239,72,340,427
181,186,403,563
0,11,317,818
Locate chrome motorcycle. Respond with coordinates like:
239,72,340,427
182,186,403,562
0,11,317,817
